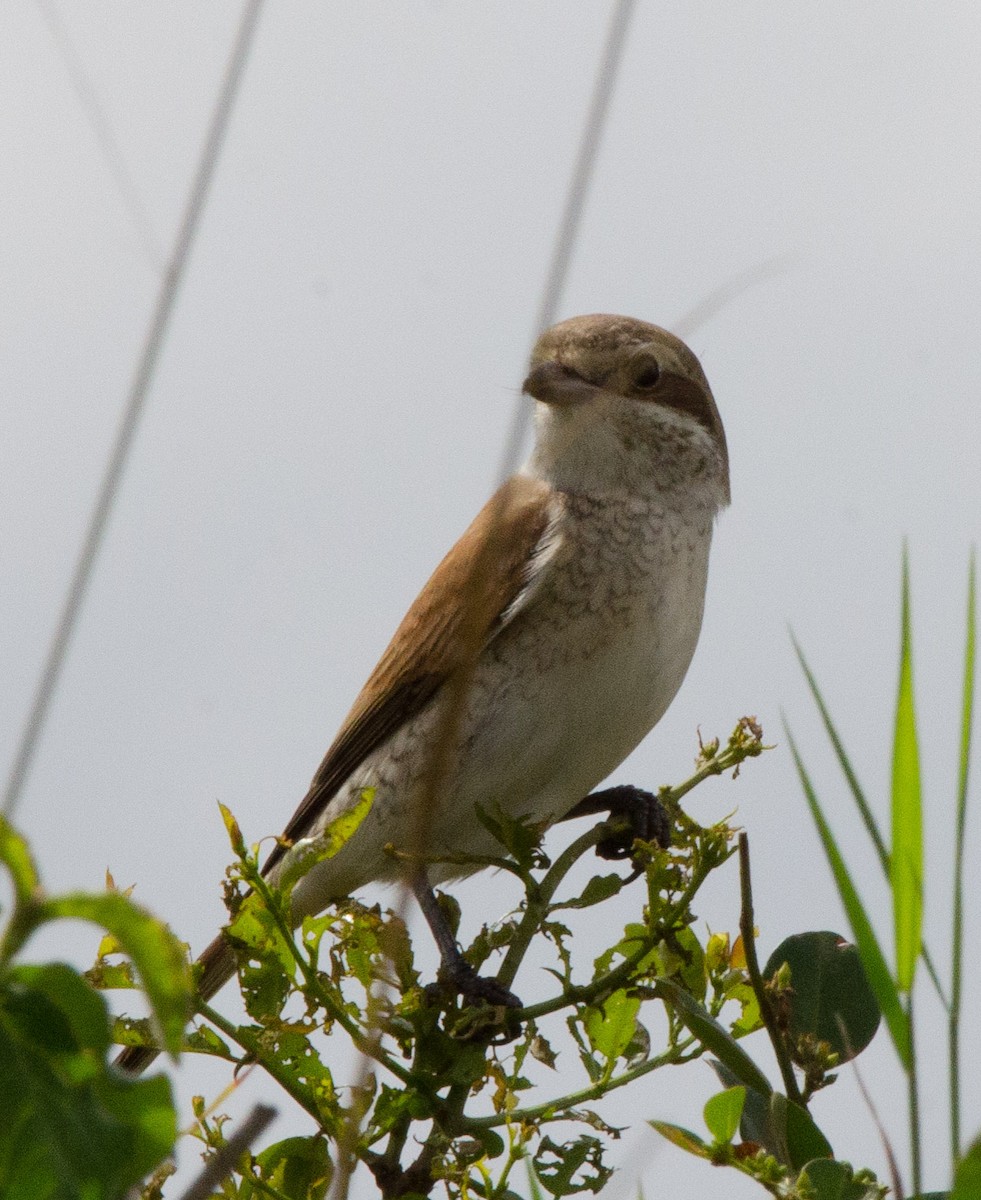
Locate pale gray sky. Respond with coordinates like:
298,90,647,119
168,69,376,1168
3,4,980,1197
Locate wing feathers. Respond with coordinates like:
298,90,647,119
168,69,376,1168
262,474,557,874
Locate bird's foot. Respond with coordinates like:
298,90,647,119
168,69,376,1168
423,955,522,1044
565,784,671,863
429,954,521,1010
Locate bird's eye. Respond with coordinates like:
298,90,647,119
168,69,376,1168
630,355,661,390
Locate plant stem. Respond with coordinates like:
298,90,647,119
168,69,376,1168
950,551,975,1165
738,834,804,1106
906,990,921,1197
196,1001,324,1123
519,835,722,1021
497,822,617,989
462,1038,694,1128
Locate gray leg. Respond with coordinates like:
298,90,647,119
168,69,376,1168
410,870,521,1009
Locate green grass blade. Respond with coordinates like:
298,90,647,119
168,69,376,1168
892,551,923,993
950,551,976,1163
793,631,948,1007
784,722,910,1068
791,632,889,873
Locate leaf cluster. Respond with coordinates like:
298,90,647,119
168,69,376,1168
0,818,191,1199
103,717,897,1200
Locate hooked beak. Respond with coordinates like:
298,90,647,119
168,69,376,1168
522,361,598,407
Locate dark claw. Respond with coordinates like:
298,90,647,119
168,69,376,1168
428,956,522,1010
564,784,671,862
423,958,523,1044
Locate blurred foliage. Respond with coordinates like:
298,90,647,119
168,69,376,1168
15,546,980,1200
0,817,189,1199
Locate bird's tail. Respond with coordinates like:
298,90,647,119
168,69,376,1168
113,931,237,1075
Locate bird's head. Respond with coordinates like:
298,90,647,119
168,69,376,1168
522,314,730,506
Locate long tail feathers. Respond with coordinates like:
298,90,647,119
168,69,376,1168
113,932,237,1075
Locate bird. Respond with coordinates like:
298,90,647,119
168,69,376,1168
116,313,729,1074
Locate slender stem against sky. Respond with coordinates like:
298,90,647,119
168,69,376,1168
3,0,266,819
496,0,638,482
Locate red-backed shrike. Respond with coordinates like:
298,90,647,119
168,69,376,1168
118,313,728,1073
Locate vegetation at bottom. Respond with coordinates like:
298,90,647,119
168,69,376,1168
1,554,977,1200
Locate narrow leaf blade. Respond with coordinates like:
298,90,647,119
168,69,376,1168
791,634,889,874
892,551,923,992
655,977,772,1096
784,725,910,1067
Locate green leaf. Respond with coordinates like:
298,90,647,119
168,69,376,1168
227,891,296,980
648,1121,710,1159
801,1158,881,1200
559,873,623,910
794,630,947,1008
45,891,192,1057
0,963,176,1199
467,1127,507,1160
583,989,640,1062
703,1087,745,1144
951,555,976,1162
892,550,923,992
0,819,45,965
7,963,112,1060
785,727,910,1068
655,977,772,1096
710,1063,832,1167
370,1084,433,1140
279,790,374,895
791,638,890,874
218,801,248,858
710,1060,771,1149
185,1025,231,1059
239,953,292,1021
782,1097,833,1169
0,818,40,907
534,1134,612,1195
475,804,546,869
951,1133,981,1200
246,1136,332,1200
763,931,880,1062
673,925,707,1001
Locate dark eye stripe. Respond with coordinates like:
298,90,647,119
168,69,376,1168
655,372,724,442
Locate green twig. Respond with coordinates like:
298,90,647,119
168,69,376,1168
196,1000,323,1123
520,831,723,1021
497,822,614,989
462,1039,695,1129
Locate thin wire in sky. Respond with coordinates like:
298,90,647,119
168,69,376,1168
672,254,794,341
2,0,267,820
496,0,639,482
35,0,163,271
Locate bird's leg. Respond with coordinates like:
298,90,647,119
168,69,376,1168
563,784,671,862
410,870,521,1009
